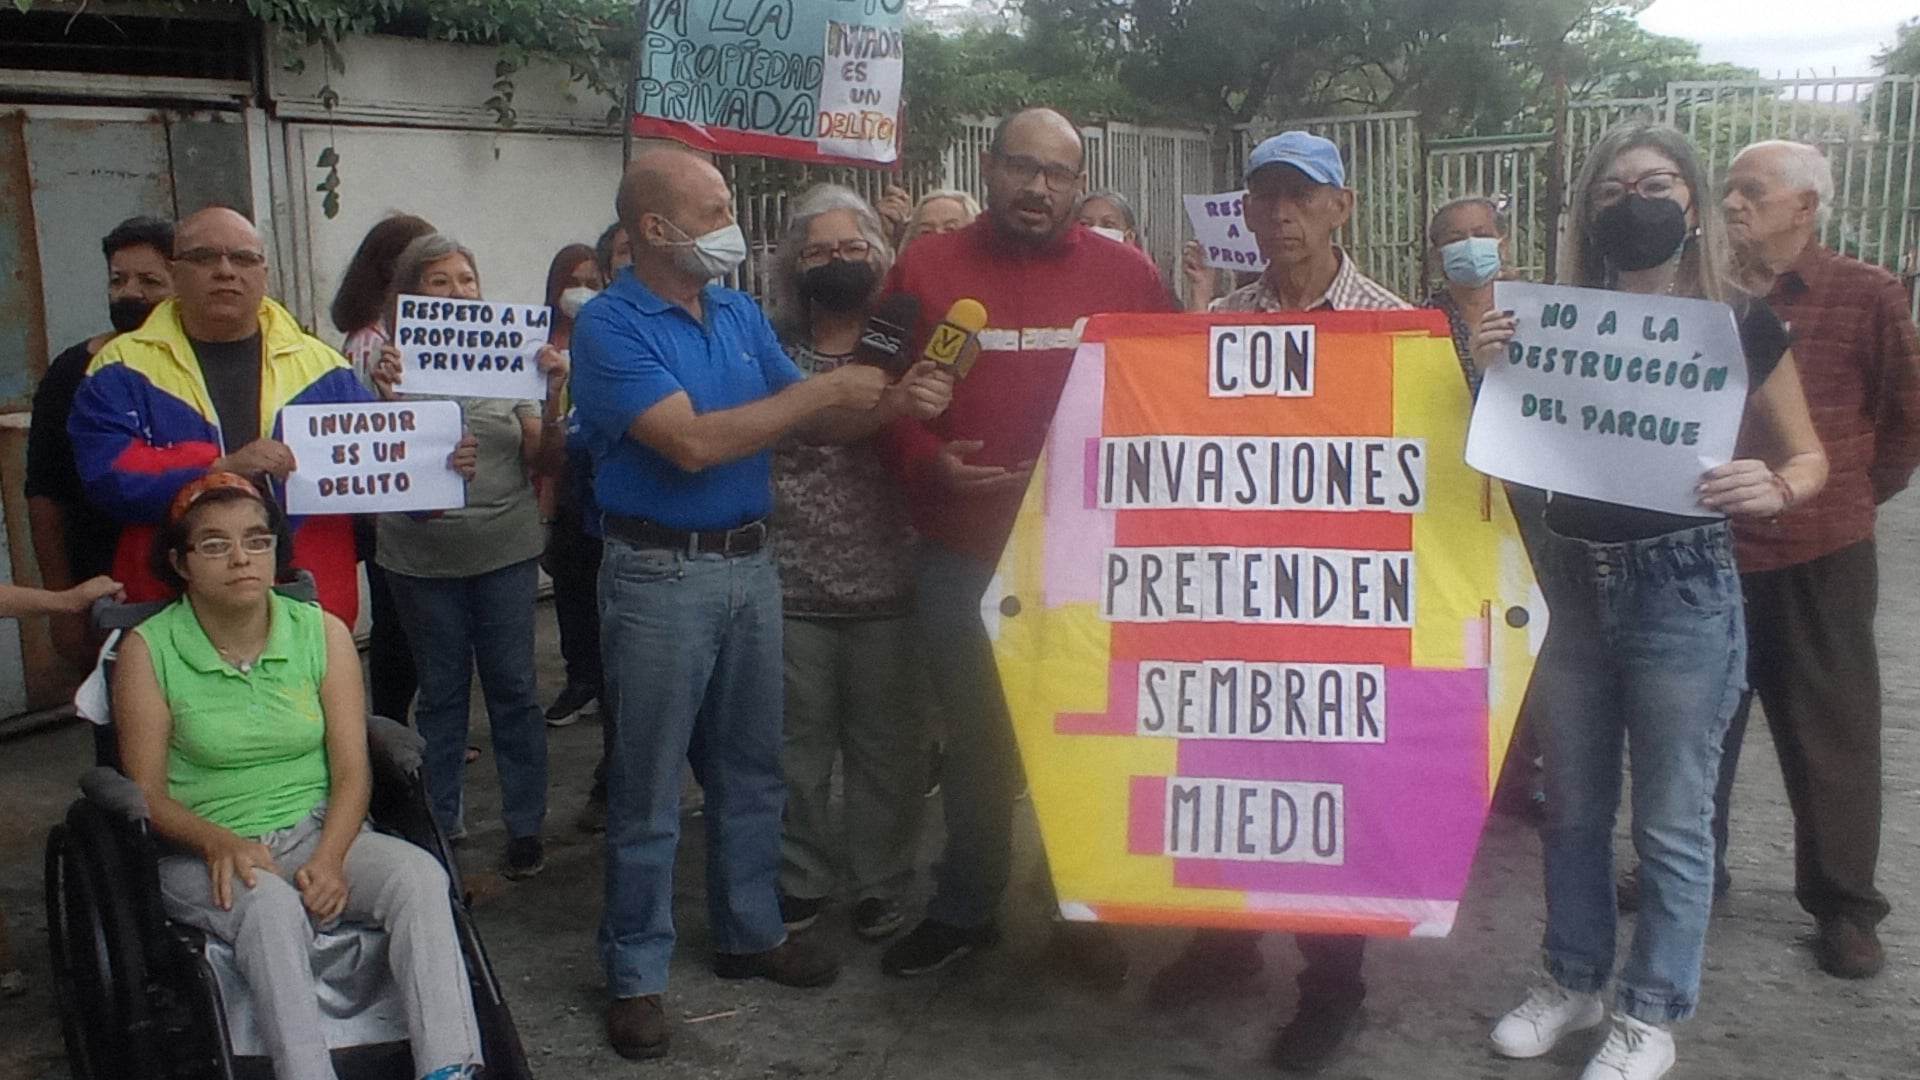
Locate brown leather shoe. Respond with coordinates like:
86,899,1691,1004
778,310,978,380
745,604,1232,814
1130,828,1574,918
712,935,841,987
1815,918,1885,979
607,994,669,1060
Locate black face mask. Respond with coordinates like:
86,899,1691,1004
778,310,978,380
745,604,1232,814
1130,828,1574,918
799,259,879,313
1591,194,1690,273
108,297,158,334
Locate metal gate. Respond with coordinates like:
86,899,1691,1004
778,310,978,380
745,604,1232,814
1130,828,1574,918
1270,77,1920,315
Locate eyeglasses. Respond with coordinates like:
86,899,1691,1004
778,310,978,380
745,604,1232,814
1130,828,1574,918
189,534,277,559
1591,171,1685,209
174,247,268,270
993,154,1082,192
798,239,874,263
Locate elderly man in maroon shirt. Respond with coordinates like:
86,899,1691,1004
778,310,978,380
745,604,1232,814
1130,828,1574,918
1699,139,1920,978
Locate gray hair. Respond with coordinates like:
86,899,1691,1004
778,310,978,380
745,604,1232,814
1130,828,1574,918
388,232,482,306
902,189,982,250
1735,140,1835,231
1427,195,1510,247
1078,190,1139,232
770,184,895,339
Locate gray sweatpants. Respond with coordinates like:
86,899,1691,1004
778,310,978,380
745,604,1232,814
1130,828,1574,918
158,804,482,1080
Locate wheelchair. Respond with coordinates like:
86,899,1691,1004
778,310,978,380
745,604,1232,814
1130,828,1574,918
42,578,534,1080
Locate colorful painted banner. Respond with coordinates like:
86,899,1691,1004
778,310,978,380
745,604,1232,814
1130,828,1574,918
987,311,1542,938
632,0,906,167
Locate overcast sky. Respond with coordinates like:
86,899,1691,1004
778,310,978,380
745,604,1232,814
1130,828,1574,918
1639,0,1912,78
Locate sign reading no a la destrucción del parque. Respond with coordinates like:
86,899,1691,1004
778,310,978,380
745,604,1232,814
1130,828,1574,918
988,311,1544,938
632,0,906,167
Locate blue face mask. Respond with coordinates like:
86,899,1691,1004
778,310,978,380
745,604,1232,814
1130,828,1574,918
1439,235,1502,287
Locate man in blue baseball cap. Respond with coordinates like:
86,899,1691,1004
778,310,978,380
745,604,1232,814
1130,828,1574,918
1155,129,1409,1074
1205,129,1409,315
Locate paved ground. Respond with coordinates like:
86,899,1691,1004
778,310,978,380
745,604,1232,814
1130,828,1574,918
4,497,1918,1080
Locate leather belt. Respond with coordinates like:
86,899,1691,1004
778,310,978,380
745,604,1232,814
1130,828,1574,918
603,514,768,557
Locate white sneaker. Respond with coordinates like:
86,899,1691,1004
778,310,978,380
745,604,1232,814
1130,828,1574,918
1579,1012,1676,1080
1490,981,1607,1058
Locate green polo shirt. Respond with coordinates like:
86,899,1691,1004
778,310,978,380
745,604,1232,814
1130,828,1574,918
134,592,332,838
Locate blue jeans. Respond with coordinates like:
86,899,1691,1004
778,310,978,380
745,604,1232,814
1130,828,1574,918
1532,521,1746,1024
597,542,787,997
916,542,1021,929
387,558,548,840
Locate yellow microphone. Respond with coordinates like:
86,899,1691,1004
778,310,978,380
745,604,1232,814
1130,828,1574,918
921,298,988,378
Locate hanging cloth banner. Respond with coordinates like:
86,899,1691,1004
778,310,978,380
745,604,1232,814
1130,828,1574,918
987,311,1544,938
631,0,906,167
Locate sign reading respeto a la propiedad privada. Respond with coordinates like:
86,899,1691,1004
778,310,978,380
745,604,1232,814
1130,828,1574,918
392,295,551,402
633,0,905,167
988,311,1542,938
1182,190,1268,272
283,400,466,516
1466,282,1748,516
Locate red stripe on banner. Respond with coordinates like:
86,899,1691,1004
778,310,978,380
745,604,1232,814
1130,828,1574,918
1128,776,1166,855
1114,511,1413,550
1077,903,1416,936
1080,309,1451,343
630,117,901,171
1111,623,1411,666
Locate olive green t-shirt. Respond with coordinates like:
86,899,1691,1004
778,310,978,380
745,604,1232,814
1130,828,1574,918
375,395,545,579
136,592,331,838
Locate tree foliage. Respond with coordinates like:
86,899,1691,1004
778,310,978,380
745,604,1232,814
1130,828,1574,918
1018,0,1758,134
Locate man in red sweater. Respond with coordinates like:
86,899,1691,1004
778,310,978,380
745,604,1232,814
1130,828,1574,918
876,107,1173,978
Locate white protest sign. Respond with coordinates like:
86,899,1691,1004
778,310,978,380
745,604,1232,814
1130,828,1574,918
1183,190,1268,272
816,19,905,163
392,294,550,401
283,400,467,516
1466,282,1749,516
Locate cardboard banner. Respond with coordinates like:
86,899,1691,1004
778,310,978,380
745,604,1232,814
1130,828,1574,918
632,0,905,167
1183,190,1268,272
392,295,551,402
1467,282,1748,516
988,311,1541,938
283,400,467,516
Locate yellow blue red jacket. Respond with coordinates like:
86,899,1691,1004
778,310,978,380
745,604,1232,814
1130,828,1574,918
69,297,371,623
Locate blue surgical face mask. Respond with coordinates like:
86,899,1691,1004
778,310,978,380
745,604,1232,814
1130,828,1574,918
1439,235,1502,287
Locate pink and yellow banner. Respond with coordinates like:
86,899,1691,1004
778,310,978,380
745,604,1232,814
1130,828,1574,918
986,310,1543,938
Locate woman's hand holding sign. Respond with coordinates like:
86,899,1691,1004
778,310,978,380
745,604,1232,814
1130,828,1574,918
373,344,404,401
1698,460,1796,517
537,345,570,400
1470,307,1519,372
448,431,479,482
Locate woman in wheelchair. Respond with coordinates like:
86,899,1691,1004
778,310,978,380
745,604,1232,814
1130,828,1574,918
111,472,483,1080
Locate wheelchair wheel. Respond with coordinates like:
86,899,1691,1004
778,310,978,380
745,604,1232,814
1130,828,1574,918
46,804,160,1080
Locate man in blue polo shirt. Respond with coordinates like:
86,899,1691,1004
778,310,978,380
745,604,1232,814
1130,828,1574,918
570,146,937,1061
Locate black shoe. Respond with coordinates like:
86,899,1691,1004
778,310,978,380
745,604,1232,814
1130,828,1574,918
880,918,1000,977
852,897,905,941
1045,921,1129,988
503,836,546,880
713,936,841,987
575,794,607,834
1271,996,1364,1073
779,893,825,933
545,682,598,727
1147,930,1264,1010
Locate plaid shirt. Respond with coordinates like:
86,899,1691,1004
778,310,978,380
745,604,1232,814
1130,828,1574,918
1733,244,1920,573
1210,248,1412,314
